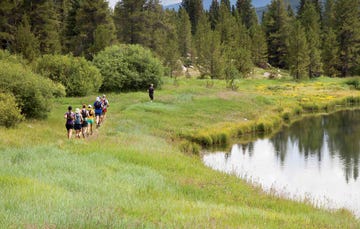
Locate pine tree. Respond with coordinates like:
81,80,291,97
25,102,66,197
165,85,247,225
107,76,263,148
181,0,203,34
298,0,322,19
54,0,72,53
13,15,40,61
323,0,336,29
298,2,322,77
158,10,181,77
209,0,219,30
177,8,192,59
66,0,115,59
321,0,340,77
194,13,223,78
288,21,310,80
113,0,146,44
23,0,62,54
334,0,360,76
216,4,252,79
249,24,267,67
236,0,258,29
0,1,22,51
322,28,340,77
262,0,291,69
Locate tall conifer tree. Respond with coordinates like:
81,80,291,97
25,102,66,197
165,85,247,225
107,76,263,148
13,15,40,61
114,0,146,44
262,0,291,69
177,8,192,59
236,0,258,29
66,0,115,59
181,0,203,34
298,2,322,77
322,0,340,77
288,21,310,80
194,13,223,78
334,0,360,76
209,0,219,30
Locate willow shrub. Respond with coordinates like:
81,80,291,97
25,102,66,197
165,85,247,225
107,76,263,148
35,54,102,97
0,92,23,127
0,60,65,119
93,44,164,92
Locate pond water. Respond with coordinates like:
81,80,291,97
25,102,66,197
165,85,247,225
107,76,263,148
203,109,360,217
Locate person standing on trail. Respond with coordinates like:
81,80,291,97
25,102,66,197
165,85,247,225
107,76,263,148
64,106,75,139
148,83,154,102
94,96,103,128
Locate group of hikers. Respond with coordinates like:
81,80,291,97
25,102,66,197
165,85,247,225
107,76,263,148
64,84,154,139
64,95,109,139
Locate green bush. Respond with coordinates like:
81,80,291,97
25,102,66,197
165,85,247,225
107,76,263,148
93,44,164,92
0,92,24,127
0,49,28,66
0,60,65,119
34,55,102,96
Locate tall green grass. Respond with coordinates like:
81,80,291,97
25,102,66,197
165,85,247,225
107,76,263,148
0,76,359,227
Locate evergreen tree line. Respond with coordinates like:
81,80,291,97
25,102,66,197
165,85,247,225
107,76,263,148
1,0,360,80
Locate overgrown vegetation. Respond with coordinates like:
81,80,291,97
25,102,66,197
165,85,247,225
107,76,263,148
93,45,164,92
1,76,360,227
34,54,103,97
0,60,65,120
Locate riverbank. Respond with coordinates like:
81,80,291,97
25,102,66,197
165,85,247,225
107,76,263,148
0,76,359,227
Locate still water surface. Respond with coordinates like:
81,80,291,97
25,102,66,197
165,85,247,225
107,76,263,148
203,110,360,216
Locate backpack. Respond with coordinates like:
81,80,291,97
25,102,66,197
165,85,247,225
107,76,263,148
81,109,88,119
74,113,82,125
67,112,72,120
66,112,74,124
94,101,102,109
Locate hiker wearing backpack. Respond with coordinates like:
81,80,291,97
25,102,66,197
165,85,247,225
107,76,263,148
74,108,83,138
87,105,95,135
64,106,75,139
94,97,103,128
81,104,89,138
101,94,109,123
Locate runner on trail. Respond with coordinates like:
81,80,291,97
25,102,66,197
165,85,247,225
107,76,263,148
64,106,75,139
94,97,103,128
101,94,109,122
81,104,89,138
87,105,95,135
74,108,83,138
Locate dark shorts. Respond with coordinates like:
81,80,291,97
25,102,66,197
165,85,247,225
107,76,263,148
74,124,82,130
66,123,74,130
95,109,102,116
82,121,88,127
149,93,154,100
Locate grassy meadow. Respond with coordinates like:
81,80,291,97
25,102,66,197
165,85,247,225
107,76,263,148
1,73,360,228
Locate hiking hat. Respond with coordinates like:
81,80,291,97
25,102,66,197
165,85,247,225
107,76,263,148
75,108,80,113
88,105,92,108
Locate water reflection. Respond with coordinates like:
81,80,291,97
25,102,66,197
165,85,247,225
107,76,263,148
203,109,360,216
272,110,360,182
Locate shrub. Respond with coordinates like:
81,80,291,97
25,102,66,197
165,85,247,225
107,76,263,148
0,92,24,127
0,60,65,119
345,77,360,90
34,55,102,96
93,45,164,92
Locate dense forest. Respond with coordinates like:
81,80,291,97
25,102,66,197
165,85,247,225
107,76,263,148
1,0,360,78
1,0,360,126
